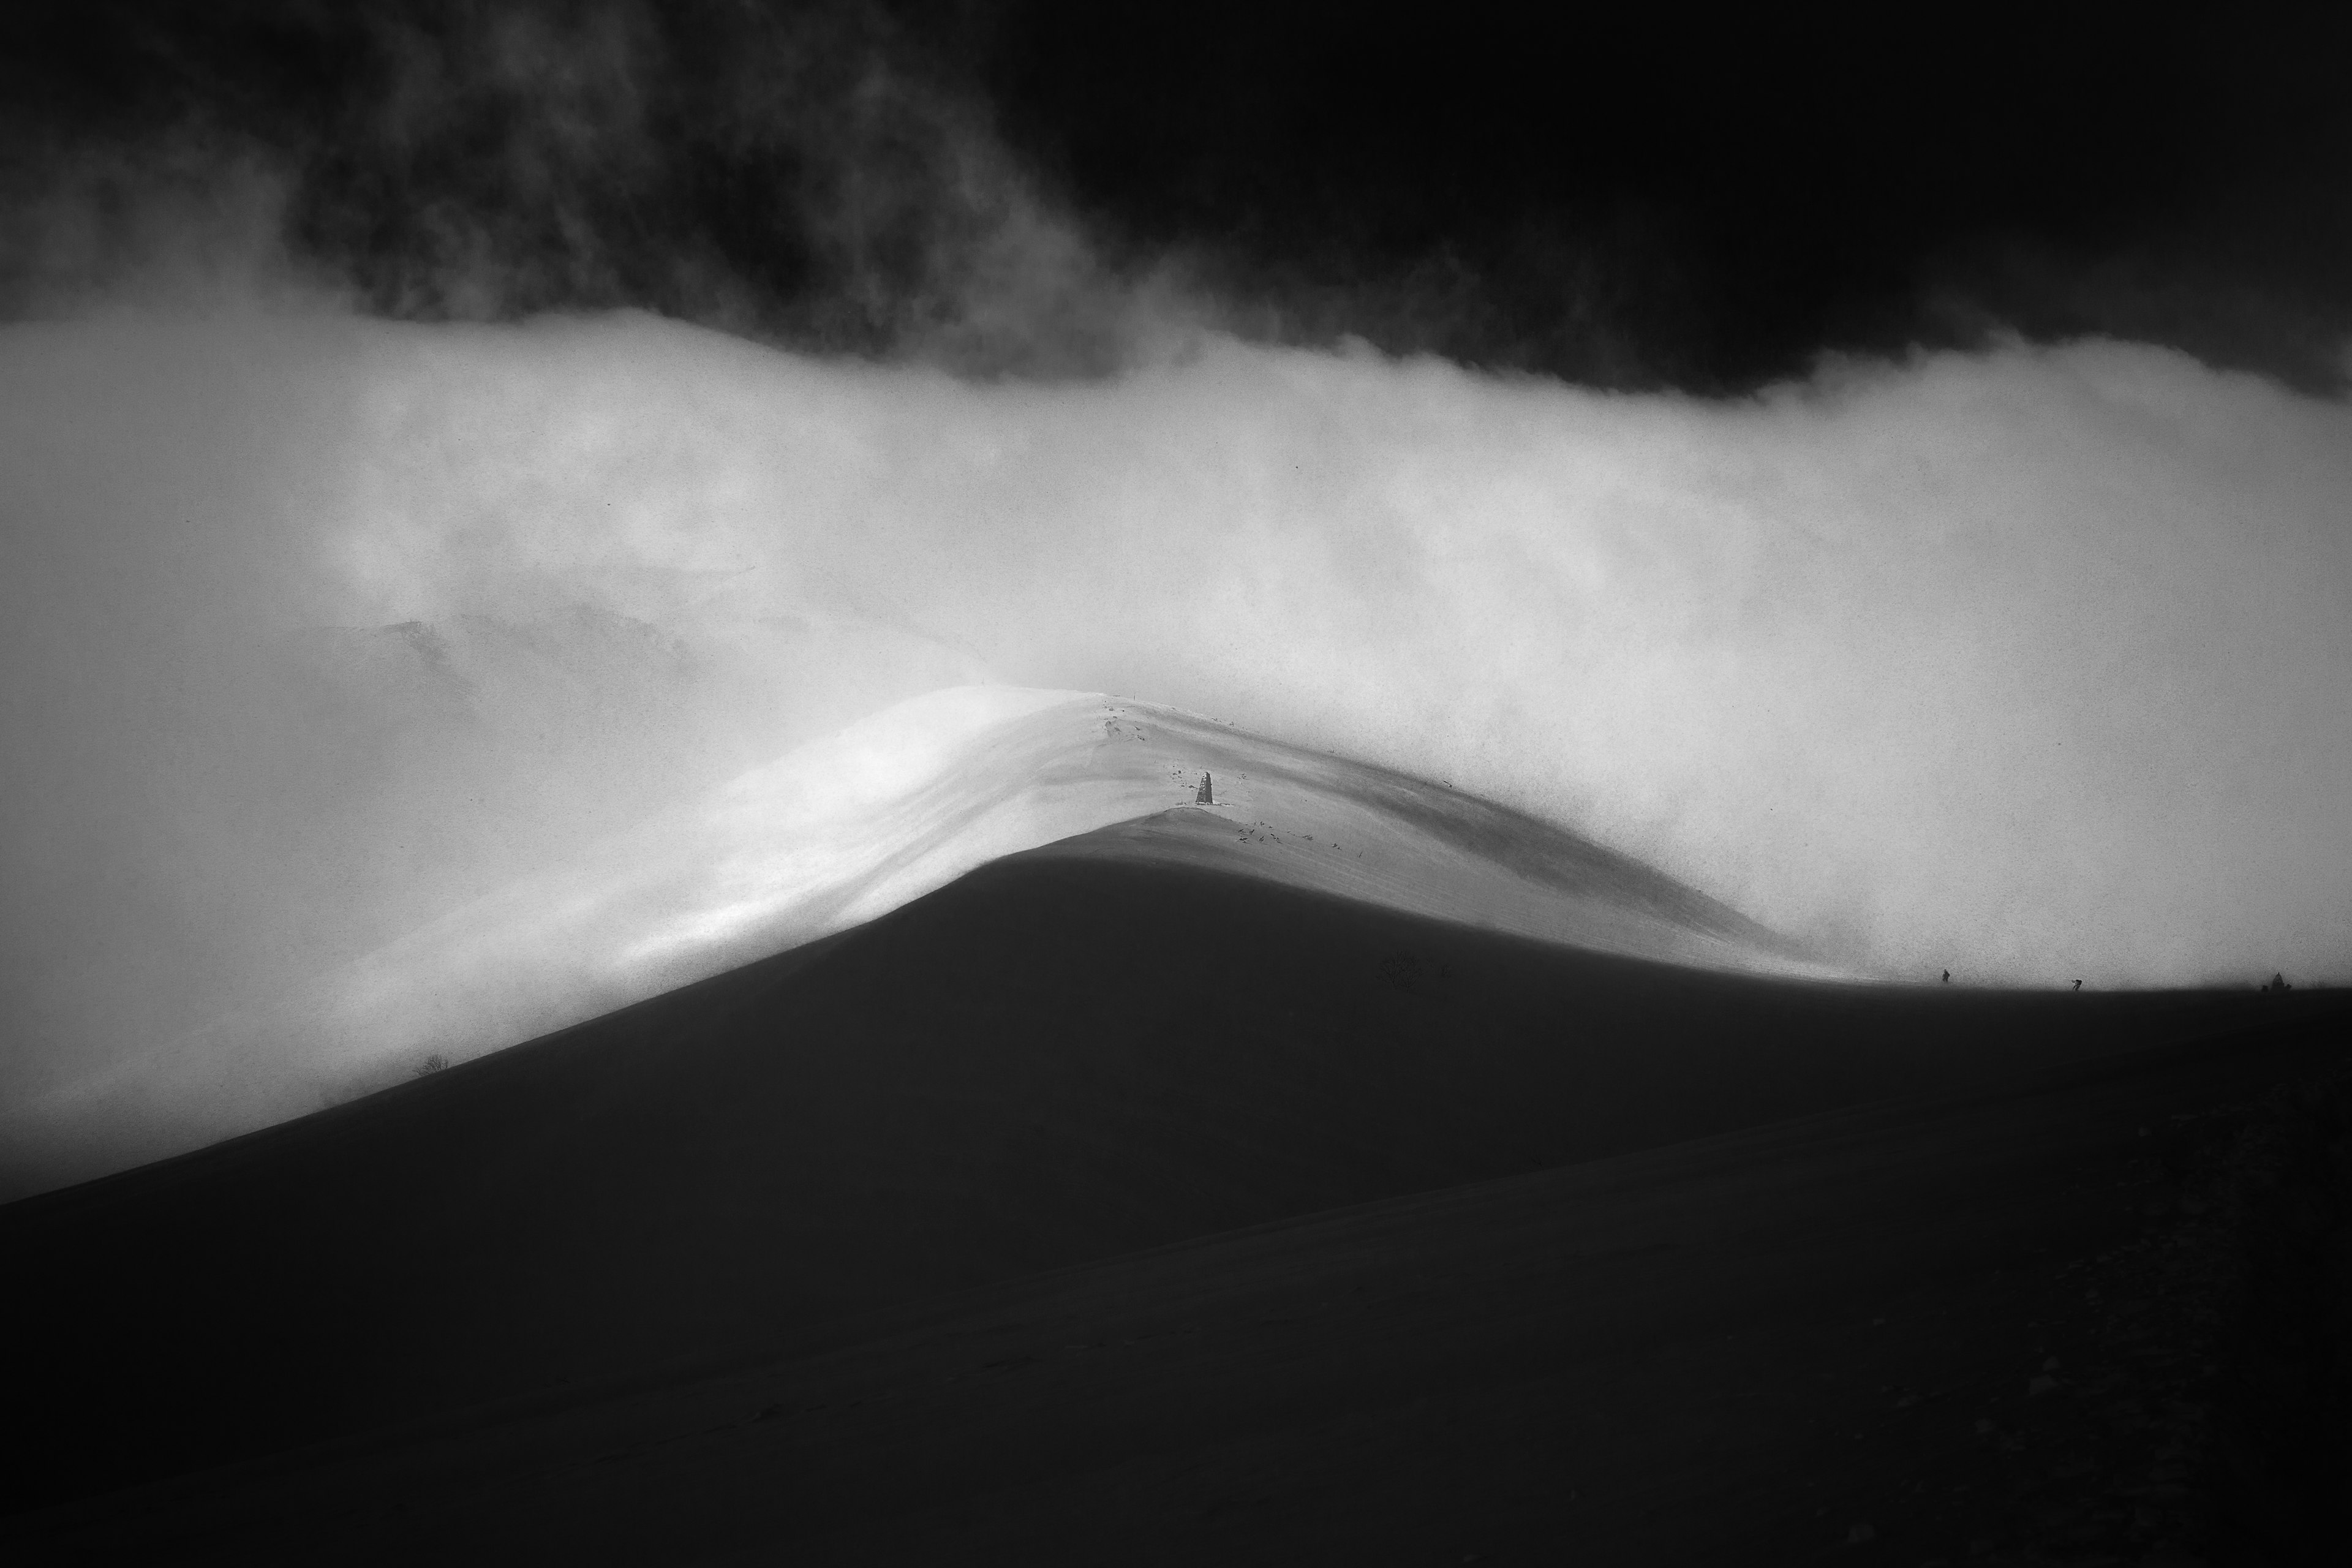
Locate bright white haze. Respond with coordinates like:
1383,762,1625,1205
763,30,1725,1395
3,299,2350,1124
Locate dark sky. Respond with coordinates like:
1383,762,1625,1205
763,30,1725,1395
7,1,2350,392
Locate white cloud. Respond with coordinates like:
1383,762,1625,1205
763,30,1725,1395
2,307,2348,1132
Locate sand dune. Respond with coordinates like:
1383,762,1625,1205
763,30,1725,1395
1,835,2330,1526
6,701,2340,1551
4,685,1834,1194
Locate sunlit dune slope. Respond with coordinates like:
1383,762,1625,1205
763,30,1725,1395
8,684,1831,1189
0,838,2330,1518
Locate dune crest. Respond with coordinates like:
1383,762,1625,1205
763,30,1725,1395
8,685,1830,1186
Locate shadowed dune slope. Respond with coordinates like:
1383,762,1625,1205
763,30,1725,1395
0,828,2334,1517
11,998,2350,1564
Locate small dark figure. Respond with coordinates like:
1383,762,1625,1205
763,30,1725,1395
1941,970,1950,984
1196,771,1213,806
2073,979,2082,992
2265,971,2291,993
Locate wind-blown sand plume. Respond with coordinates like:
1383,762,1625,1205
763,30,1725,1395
1042,703,1834,979
4,684,1836,1191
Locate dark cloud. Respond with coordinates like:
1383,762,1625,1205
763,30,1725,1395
6,2,2348,390
976,5,2352,390
0,0,1165,372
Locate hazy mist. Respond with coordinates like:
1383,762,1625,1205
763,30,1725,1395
6,298,2351,1113
3,4,2350,1155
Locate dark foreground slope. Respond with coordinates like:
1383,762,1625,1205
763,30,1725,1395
11,1001,2350,1565
1,836,2342,1529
